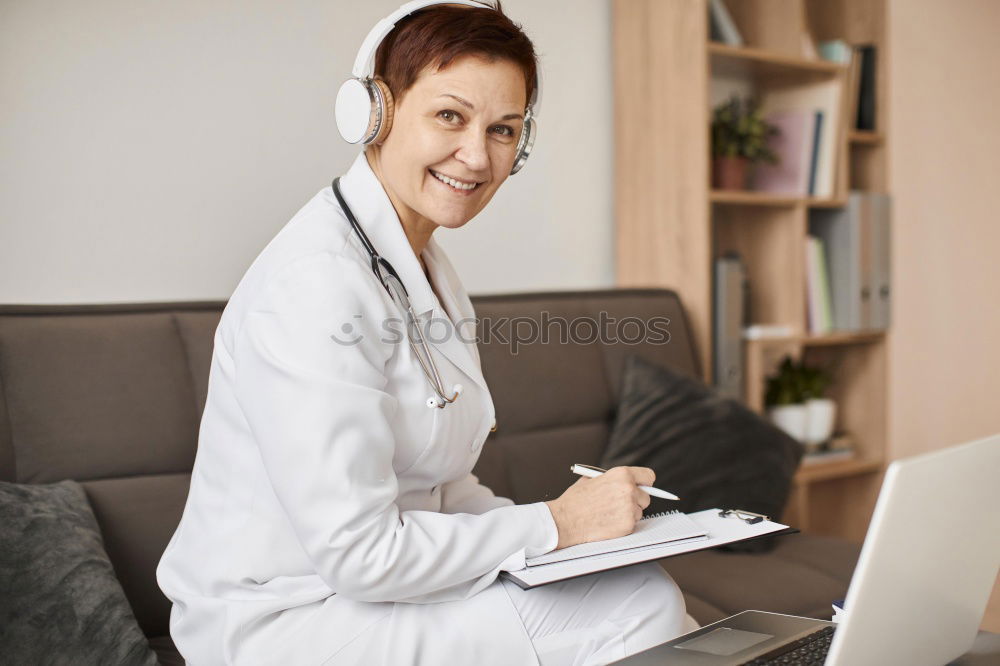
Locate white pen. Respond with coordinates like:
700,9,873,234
570,464,680,501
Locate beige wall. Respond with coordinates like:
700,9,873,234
887,0,1000,632
0,0,614,303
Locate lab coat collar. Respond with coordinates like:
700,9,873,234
336,151,488,395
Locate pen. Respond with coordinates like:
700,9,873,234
570,464,680,501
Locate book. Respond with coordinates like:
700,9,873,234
856,45,877,130
503,508,794,589
708,0,743,46
802,448,856,466
761,81,841,198
526,510,708,568
805,236,833,334
752,110,816,195
807,111,823,196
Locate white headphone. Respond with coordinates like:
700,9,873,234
334,0,541,175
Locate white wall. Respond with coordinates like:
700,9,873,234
0,0,614,303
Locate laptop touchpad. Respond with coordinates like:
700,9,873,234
675,627,773,657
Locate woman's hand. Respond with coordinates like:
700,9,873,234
544,466,655,550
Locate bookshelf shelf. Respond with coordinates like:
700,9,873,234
615,0,889,543
708,42,844,79
849,130,884,145
711,190,799,207
745,330,885,348
793,457,882,484
710,190,847,209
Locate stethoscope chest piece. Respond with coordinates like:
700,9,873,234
427,383,463,409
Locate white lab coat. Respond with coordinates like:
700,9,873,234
156,152,560,665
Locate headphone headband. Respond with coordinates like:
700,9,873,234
352,0,493,79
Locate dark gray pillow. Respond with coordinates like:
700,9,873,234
601,354,802,551
0,480,158,666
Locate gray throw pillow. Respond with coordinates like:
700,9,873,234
0,479,158,666
601,354,802,552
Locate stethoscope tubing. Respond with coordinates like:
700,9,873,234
332,177,460,409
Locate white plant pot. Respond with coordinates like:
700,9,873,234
804,398,837,448
768,404,809,443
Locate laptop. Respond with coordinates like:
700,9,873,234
614,432,1000,666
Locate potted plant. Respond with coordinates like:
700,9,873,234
710,95,779,190
764,356,809,443
764,356,836,451
800,365,836,450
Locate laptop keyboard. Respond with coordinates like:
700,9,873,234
740,625,836,665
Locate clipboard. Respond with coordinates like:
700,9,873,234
501,508,798,590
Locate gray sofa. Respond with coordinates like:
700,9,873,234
0,288,860,664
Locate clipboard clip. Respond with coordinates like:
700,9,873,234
719,508,770,525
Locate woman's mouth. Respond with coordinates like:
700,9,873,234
428,169,482,195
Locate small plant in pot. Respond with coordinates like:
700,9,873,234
711,95,780,190
800,365,836,452
765,356,836,452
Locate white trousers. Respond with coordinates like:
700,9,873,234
502,562,697,666
325,562,696,665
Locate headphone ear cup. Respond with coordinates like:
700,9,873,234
371,77,395,145
510,115,536,175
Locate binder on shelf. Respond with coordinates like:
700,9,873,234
869,194,892,329
713,253,748,400
809,192,891,332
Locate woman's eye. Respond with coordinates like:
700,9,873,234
491,125,516,138
437,109,462,124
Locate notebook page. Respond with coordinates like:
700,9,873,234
526,511,708,567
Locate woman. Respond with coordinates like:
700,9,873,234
156,2,693,664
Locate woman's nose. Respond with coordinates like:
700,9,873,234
454,129,490,172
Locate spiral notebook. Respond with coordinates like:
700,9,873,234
526,510,708,567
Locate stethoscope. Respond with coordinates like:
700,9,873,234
332,177,462,409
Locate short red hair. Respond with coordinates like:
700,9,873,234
373,1,538,109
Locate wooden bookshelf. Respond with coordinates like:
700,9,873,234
614,0,889,543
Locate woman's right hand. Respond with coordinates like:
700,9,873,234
544,466,655,550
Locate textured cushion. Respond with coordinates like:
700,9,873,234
0,480,157,665
601,354,802,550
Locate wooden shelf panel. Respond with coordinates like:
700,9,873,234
709,42,845,80
710,190,846,209
794,457,882,484
849,130,884,145
745,330,886,347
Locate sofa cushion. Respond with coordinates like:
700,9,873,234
0,312,199,483
601,354,802,546
0,479,158,665
82,473,191,637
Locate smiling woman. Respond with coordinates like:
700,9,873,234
363,1,539,257
155,2,693,665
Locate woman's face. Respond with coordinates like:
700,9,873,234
368,54,528,231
